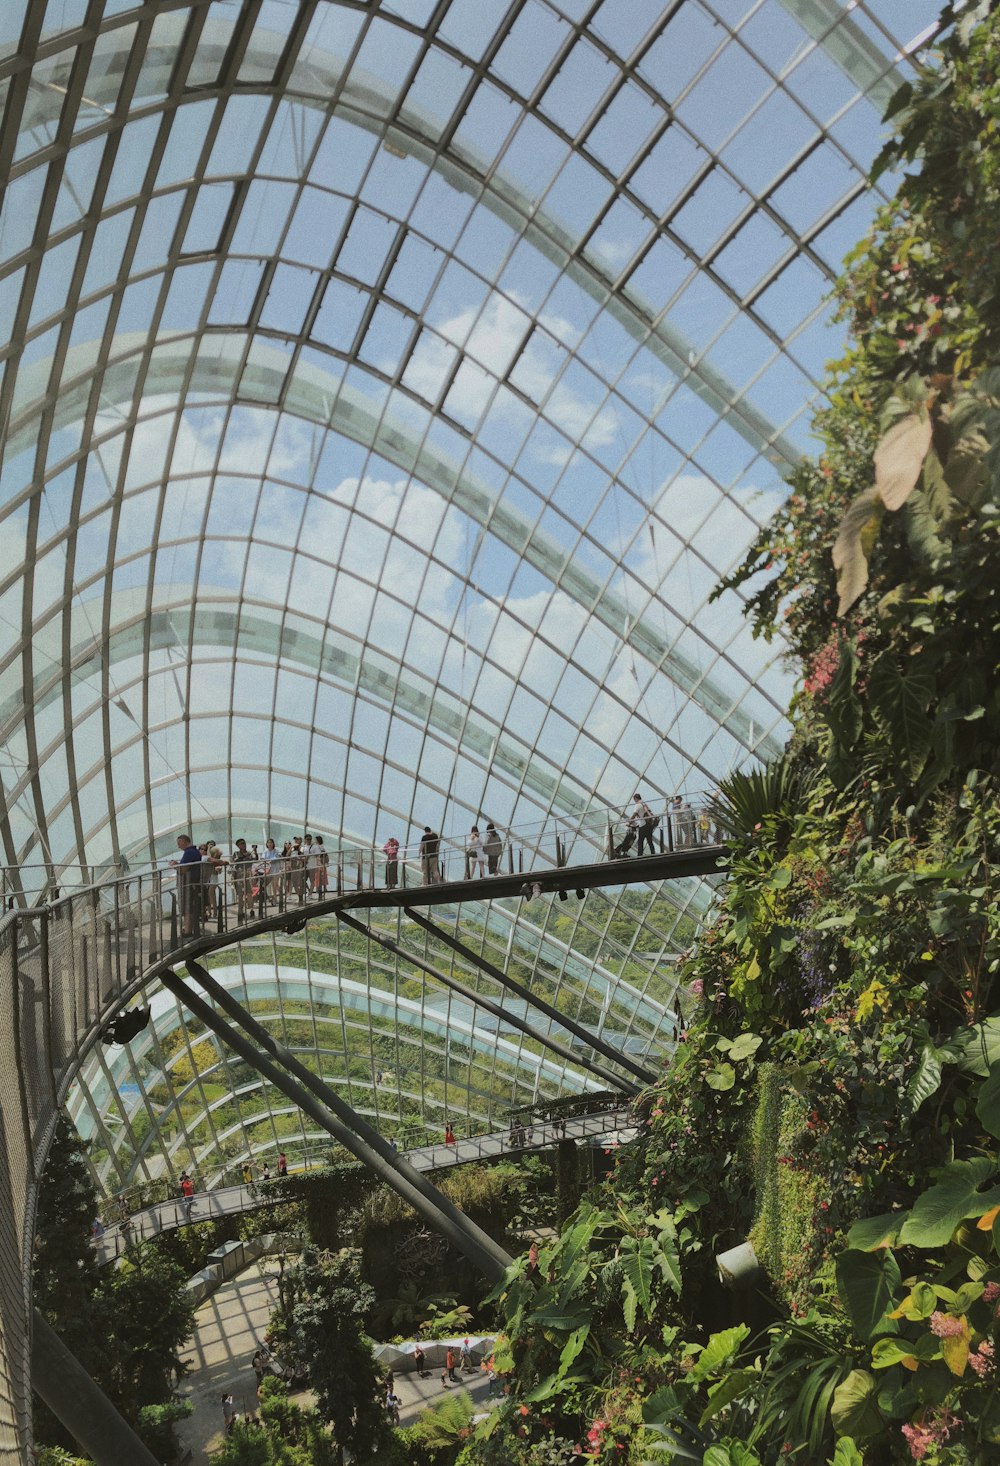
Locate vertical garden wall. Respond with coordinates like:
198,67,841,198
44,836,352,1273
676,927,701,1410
454,5,1000,1464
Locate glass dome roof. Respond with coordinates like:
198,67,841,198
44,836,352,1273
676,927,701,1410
0,1,946,1180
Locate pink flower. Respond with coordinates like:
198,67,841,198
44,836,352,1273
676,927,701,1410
929,1311,963,1338
983,1282,1000,1303
901,1423,930,1461
690,978,704,997
970,1340,995,1377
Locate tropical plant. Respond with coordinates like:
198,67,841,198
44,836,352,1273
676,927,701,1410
706,760,818,843
270,1250,388,1466
403,1389,475,1461
372,1281,459,1339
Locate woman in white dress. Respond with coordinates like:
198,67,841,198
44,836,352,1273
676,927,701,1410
468,826,486,878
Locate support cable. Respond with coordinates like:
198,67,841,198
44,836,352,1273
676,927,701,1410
161,961,513,1282
336,909,641,1097
403,908,658,1086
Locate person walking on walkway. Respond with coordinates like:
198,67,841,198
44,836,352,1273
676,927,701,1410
231,837,253,914
277,1151,288,1177
631,793,657,857
444,1122,457,1146
171,833,202,937
612,806,639,859
222,1394,235,1433
419,827,441,884
180,1172,194,1222
383,836,399,889
468,826,486,878
484,821,504,874
446,1346,457,1383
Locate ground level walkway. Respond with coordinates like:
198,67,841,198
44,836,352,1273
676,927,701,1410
175,1258,492,1464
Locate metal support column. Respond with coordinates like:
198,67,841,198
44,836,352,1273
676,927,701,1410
32,1310,161,1466
403,909,657,1086
336,910,639,1096
161,963,512,1283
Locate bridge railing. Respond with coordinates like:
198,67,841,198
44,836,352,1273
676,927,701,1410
93,1105,637,1262
1,793,722,916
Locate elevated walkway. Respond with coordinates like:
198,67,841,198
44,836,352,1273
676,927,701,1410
95,1105,636,1263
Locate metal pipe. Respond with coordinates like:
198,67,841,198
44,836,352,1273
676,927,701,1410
31,1310,161,1466
162,963,512,1283
404,909,657,1086
337,910,638,1096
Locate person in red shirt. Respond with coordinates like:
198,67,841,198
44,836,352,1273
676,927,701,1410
180,1172,194,1221
277,1151,288,1177
444,1123,457,1146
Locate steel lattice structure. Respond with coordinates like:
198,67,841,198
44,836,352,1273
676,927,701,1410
0,1,946,1457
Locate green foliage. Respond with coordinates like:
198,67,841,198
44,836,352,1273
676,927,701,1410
707,760,818,845
33,1116,102,1356
32,1118,196,1448
137,1399,194,1463
270,1249,389,1464
210,1380,337,1465
400,1390,475,1463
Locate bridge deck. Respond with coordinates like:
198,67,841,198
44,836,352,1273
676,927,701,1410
94,1106,636,1262
158,844,724,970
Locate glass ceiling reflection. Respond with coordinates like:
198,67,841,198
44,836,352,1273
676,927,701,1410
0,1,942,1175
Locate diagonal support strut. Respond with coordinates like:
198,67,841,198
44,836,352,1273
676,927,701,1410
404,908,658,1087
161,962,512,1283
336,909,640,1096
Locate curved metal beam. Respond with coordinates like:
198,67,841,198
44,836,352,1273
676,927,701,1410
165,960,512,1282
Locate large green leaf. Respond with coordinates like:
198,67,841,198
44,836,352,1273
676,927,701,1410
844,1207,909,1254
945,1017,1000,1077
830,1440,865,1466
729,1033,763,1062
836,1249,900,1341
686,1325,750,1384
976,1062,1000,1139
905,1044,943,1115
830,1370,883,1443
642,1385,683,1425
621,1236,656,1333
898,1157,1000,1247
651,1217,682,1296
706,1063,736,1091
867,659,935,781
833,489,883,615
874,410,933,510
699,1369,756,1427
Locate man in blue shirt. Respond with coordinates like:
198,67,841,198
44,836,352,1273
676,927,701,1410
171,833,202,937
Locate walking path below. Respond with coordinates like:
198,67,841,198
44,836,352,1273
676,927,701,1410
175,1258,493,1464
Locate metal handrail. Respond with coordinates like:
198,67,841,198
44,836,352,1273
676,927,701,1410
6,791,721,914
93,1106,637,1261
